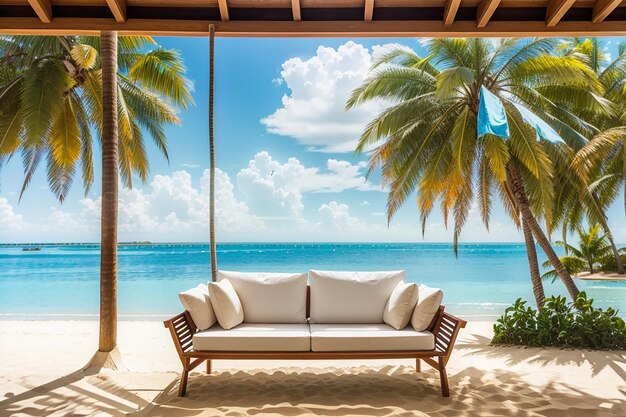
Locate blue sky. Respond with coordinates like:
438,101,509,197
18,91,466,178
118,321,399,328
1,37,625,243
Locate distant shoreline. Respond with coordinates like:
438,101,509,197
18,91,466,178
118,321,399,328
0,241,574,247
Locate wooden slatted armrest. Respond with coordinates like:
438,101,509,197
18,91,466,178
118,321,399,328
432,310,467,365
164,311,197,361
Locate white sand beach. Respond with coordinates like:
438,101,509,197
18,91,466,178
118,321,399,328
1,320,625,417
575,271,626,281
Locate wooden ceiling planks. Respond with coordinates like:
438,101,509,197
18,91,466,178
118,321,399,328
0,0,626,36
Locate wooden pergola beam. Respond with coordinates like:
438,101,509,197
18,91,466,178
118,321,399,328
27,0,52,23
3,18,626,37
218,0,230,22
364,0,374,21
592,0,622,23
546,0,576,27
443,0,461,26
291,0,301,22
105,0,126,23
476,0,501,28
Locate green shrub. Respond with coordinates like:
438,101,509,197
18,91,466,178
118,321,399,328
598,253,626,272
492,292,626,349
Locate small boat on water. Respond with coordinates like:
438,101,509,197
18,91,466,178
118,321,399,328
22,247,42,252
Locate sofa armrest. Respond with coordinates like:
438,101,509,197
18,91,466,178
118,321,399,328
164,311,197,361
432,310,466,363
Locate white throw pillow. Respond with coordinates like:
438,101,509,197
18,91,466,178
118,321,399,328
411,284,443,331
208,279,244,329
218,271,308,323
309,270,405,323
383,282,418,330
178,284,217,330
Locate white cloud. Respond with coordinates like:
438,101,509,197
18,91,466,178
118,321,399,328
0,169,262,243
0,197,25,233
236,151,380,218
360,200,370,206
261,41,390,153
318,201,363,230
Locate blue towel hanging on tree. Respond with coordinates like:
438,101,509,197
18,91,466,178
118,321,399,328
477,86,509,139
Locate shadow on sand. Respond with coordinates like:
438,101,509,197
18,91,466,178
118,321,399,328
135,363,625,417
0,365,177,417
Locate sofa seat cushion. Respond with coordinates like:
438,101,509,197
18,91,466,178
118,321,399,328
310,324,434,352
193,323,311,352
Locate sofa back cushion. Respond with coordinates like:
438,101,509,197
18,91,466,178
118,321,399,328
208,279,244,330
218,271,308,323
383,282,419,330
178,284,217,330
309,270,405,323
411,284,443,331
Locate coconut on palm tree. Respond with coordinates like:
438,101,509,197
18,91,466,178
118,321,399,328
0,35,193,201
346,38,607,301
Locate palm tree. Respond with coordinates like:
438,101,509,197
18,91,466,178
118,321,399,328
561,38,626,274
541,224,612,280
0,35,193,201
346,38,605,300
0,34,192,354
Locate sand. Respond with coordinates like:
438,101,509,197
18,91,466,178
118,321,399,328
1,320,625,417
575,271,626,281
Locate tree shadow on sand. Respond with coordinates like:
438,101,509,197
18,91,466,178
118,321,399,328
137,364,626,417
455,331,626,380
0,365,177,417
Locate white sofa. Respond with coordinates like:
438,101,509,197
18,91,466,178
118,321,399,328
166,270,466,397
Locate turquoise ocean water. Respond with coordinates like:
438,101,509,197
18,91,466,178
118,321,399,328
1,243,625,320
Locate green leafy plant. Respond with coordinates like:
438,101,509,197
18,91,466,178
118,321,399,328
492,292,626,349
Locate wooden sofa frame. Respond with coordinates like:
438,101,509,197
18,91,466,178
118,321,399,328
164,288,467,398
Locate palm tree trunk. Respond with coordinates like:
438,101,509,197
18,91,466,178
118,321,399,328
522,219,545,308
209,24,217,282
99,30,118,352
506,164,580,300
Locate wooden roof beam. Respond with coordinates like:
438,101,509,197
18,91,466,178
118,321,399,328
105,0,126,23
218,0,230,22
291,0,301,22
593,0,622,23
27,0,52,23
477,0,501,28
546,0,576,27
444,0,461,26
365,0,374,21
5,18,626,37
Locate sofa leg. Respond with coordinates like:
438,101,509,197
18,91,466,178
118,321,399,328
178,369,189,397
206,359,212,374
415,358,421,373
438,357,450,397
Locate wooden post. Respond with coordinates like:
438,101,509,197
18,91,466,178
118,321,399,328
209,24,218,282
99,30,119,353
